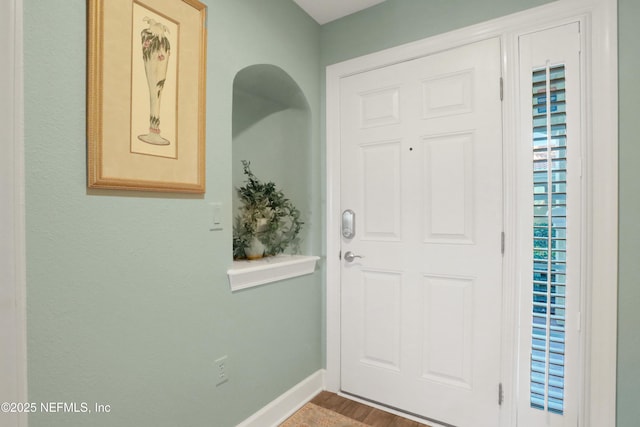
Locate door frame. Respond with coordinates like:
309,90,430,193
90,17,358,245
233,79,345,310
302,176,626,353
325,1,617,425
0,0,28,426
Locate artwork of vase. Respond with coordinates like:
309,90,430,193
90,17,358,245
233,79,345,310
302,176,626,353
138,17,171,146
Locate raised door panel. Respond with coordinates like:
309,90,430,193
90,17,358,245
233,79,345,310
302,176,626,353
361,140,402,241
421,132,474,244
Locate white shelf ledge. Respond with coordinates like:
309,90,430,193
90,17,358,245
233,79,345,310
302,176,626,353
227,255,320,292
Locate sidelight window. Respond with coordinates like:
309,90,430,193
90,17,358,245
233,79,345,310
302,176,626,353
530,64,567,415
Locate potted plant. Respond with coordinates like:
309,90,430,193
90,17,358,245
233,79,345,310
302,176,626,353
233,160,303,260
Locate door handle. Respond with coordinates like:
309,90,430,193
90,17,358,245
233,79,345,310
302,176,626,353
343,251,364,263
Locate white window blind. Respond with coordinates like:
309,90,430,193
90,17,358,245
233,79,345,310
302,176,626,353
530,64,567,415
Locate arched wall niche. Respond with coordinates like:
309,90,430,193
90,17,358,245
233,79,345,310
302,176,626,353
232,64,313,255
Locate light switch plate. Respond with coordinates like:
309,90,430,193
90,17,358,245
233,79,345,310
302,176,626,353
210,202,223,231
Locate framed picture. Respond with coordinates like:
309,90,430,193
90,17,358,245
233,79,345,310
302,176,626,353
87,0,207,193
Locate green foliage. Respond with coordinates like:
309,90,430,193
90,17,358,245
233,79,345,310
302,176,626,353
232,160,303,259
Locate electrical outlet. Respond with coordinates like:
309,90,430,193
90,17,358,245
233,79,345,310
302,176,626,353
215,356,228,386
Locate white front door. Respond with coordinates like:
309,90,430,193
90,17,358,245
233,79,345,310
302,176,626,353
339,37,504,427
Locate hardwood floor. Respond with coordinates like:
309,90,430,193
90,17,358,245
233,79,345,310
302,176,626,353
309,391,430,427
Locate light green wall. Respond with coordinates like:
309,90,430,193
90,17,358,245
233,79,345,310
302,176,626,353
320,0,555,66
23,1,321,426
617,0,640,425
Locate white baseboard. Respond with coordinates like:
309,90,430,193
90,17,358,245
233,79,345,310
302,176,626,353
236,370,325,427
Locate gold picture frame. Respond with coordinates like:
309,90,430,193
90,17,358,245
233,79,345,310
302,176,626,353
87,0,206,193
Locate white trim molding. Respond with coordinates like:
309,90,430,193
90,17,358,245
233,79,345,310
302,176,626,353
227,255,320,292
0,0,27,427
325,1,617,425
236,370,325,427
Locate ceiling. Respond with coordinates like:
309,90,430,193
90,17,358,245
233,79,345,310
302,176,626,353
292,0,387,25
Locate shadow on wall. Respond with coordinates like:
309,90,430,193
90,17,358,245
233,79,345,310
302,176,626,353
232,64,313,253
